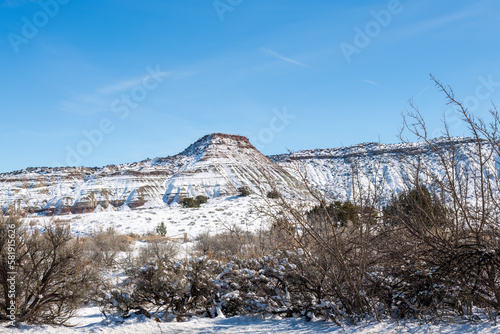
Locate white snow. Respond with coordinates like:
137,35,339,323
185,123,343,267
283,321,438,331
8,308,500,334
2,136,495,217
23,195,270,239
0,133,305,217
2,136,500,333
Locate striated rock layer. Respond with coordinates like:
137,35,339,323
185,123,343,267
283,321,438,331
0,133,303,216
0,161,177,216
270,137,499,203
162,133,303,203
1,134,497,216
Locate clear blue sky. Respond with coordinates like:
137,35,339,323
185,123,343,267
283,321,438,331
1,0,500,172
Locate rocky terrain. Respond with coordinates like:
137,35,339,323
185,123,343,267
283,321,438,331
0,133,301,216
0,134,496,216
272,136,497,203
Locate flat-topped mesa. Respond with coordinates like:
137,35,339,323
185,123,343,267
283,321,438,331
2,133,495,216
179,133,256,157
209,133,250,142
163,133,303,203
270,137,487,162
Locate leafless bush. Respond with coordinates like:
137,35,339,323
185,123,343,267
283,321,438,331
381,75,500,318
136,239,179,265
260,158,385,320
258,76,500,321
0,217,99,325
194,225,274,260
85,227,133,268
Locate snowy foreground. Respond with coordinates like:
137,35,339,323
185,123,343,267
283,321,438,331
8,195,500,334
24,195,269,239
6,307,500,334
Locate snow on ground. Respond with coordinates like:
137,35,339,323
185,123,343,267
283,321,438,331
6,306,500,334
10,192,500,333
23,195,269,240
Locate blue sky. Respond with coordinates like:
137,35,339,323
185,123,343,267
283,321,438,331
1,0,500,172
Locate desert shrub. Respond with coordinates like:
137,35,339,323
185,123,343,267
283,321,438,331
195,231,244,259
136,240,179,265
181,197,201,208
237,186,251,197
195,195,208,204
86,227,132,268
102,250,348,322
307,200,361,227
102,255,220,320
0,217,99,325
382,185,448,228
128,232,140,238
194,226,269,260
266,190,280,199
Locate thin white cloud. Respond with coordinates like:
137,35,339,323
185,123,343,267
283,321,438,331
362,79,379,87
58,71,173,116
98,70,172,95
261,48,308,67
98,76,149,95
172,71,194,80
415,86,429,99
58,96,109,116
395,9,481,40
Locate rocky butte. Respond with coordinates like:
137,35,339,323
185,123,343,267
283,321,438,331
0,134,496,216
0,133,301,216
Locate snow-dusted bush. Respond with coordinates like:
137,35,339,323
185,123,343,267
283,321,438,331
86,227,133,268
182,197,201,208
237,186,251,197
101,255,220,320
0,217,100,325
101,247,352,322
195,195,208,204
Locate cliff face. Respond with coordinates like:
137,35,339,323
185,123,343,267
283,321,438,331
271,137,498,202
162,133,303,203
0,133,303,216
0,160,178,216
1,135,496,216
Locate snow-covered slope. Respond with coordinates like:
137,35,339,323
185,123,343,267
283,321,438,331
163,133,303,203
0,133,302,216
1,135,496,217
0,160,178,215
270,137,498,203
